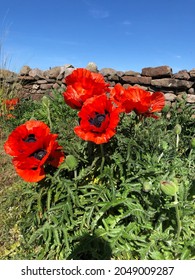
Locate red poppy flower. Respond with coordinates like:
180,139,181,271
74,94,121,144
4,120,64,182
63,68,110,109
3,98,19,110
126,87,165,118
111,85,165,118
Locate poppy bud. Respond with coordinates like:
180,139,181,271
42,96,50,107
190,138,195,149
174,124,182,135
143,181,153,192
65,155,78,170
160,180,179,196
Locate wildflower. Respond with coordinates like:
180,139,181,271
126,87,165,118
4,98,19,110
74,94,121,144
111,85,165,118
4,120,64,182
63,68,110,109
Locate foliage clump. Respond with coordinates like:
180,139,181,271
0,80,195,260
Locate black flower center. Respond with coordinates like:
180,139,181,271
23,134,36,143
31,149,47,160
89,112,106,128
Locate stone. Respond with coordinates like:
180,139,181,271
100,68,117,77
32,84,39,90
122,84,129,89
123,70,140,76
116,71,125,77
107,74,120,82
108,81,116,87
133,84,148,91
86,62,98,72
53,83,60,89
57,65,74,79
44,67,61,79
165,100,172,107
19,65,31,76
151,78,194,89
186,94,195,103
29,68,44,79
173,70,190,80
164,93,177,101
45,78,56,83
37,79,48,84
188,88,195,94
189,69,195,80
18,75,36,83
64,64,74,69
121,76,151,85
142,66,172,78
40,83,53,90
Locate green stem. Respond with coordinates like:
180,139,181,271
74,169,77,179
100,144,105,173
188,149,193,168
126,140,131,162
47,107,52,130
157,152,164,163
176,134,179,151
174,193,182,240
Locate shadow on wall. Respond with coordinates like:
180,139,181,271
68,233,112,260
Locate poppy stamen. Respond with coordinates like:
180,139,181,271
31,149,47,160
89,112,106,128
23,134,36,143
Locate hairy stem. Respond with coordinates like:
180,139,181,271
100,144,105,173
174,193,182,240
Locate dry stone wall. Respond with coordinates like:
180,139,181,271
1,64,195,107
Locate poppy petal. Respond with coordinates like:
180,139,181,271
74,94,121,144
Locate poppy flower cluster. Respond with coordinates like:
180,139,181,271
4,120,64,182
4,98,19,110
4,68,165,183
63,68,121,144
0,98,19,119
63,68,165,144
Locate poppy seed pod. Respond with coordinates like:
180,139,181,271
143,181,153,192
65,155,78,170
42,96,50,107
174,124,182,135
160,180,179,196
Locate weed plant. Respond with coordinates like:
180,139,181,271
0,89,195,260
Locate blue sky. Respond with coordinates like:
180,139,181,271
0,0,195,73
